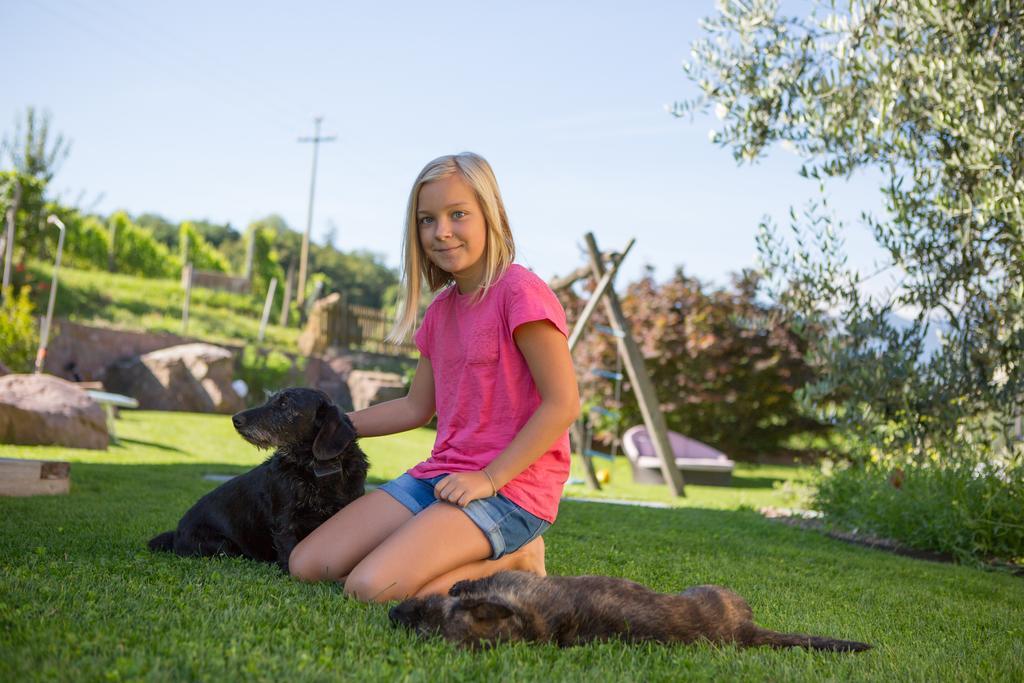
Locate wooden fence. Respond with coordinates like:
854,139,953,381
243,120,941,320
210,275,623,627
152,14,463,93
346,302,418,356
184,268,251,294
299,293,418,357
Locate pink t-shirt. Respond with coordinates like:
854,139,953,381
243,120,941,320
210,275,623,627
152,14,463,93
409,264,571,522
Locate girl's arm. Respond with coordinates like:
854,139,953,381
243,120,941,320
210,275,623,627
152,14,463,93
434,320,579,507
346,356,436,437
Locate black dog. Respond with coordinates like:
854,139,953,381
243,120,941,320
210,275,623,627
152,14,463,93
148,388,367,571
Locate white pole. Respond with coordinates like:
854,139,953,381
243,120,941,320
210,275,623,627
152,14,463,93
2,180,22,297
258,277,277,342
34,214,66,374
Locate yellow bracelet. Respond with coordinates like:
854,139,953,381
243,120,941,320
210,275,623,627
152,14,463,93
482,469,497,497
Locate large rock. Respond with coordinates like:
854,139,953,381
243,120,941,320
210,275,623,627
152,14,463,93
41,318,198,383
305,354,356,412
0,374,108,449
102,343,245,414
347,370,406,411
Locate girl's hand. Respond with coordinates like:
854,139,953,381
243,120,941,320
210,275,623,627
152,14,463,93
434,471,496,507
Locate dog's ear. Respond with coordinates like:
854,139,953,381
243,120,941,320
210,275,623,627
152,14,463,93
457,598,515,622
313,404,356,461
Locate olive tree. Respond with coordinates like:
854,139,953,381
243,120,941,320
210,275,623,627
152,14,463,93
1,107,71,185
677,0,1023,468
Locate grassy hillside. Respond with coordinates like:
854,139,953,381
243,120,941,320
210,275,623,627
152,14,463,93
20,261,300,351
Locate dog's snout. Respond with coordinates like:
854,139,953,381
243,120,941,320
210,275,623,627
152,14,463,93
232,413,245,429
389,602,415,627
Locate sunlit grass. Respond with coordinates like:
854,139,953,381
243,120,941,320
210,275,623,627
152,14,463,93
1,410,1021,681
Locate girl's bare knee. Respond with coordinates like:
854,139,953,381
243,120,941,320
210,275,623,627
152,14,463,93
344,565,407,602
342,567,378,601
288,542,325,582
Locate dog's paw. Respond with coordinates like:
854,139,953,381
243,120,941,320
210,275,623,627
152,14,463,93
449,580,472,596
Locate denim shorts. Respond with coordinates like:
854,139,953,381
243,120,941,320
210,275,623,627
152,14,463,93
379,473,550,560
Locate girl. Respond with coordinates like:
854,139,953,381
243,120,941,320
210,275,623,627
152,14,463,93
289,152,579,602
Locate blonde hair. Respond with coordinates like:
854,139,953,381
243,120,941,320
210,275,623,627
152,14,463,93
387,152,515,343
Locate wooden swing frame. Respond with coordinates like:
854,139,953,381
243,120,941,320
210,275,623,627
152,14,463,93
555,232,687,497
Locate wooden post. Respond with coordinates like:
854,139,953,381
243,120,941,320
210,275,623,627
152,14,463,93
549,252,623,292
181,262,193,336
305,279,324,319
565,239,633,492
243,229,255,282
258,277,277,343
107,217,117,272
339,291,350,348
2,180,22,296
0,458,70,497
570,421,602,490
180,232,190,265
568,238,634,353
584,232,686,496
279,261,294,327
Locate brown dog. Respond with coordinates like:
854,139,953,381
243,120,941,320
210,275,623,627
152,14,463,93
389,570,871,652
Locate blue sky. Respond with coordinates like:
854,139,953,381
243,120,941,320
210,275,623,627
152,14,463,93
3,0,891,292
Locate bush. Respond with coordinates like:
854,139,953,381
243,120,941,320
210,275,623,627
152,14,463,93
246,223,284,309
0,286,39,372
815,461,1024,565
565,268,827,458
684,0,1024,563
34,204,111,272
62,214,111,271
308,245,398,308
235,347,305,406
109,212,179,277
179,221,230,273
0,172,46,262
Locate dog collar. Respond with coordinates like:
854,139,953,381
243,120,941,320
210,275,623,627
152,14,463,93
313,458,343,478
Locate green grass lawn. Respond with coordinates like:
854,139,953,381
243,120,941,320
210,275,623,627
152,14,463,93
2,411,1022,682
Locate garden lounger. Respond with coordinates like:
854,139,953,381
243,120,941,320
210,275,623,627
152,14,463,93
622,425,735,486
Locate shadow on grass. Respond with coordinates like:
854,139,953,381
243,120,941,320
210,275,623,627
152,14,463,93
622,472,789,490
113,437,186,453
727,474,787,489
0,462,392,559
0,462,812,556
38,276,114,320
3,461,389,503
1,461,785,556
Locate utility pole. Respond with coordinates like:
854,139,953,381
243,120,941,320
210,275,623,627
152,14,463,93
297,116,336,307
